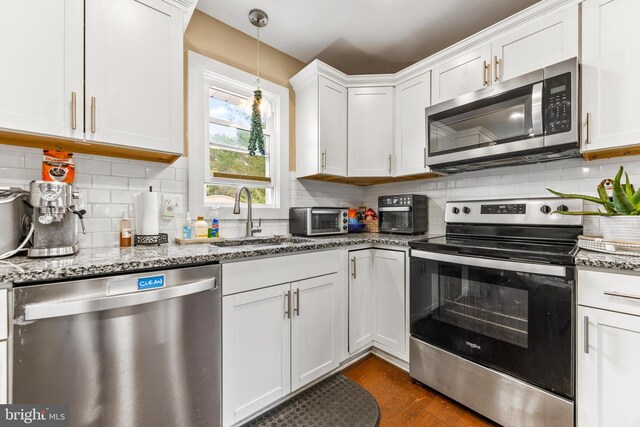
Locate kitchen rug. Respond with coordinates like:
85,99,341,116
242,373,380,427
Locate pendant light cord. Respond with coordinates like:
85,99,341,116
256,26,261,83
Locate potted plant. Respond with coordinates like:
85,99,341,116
547,166,640,241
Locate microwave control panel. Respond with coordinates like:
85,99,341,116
544,72,571,135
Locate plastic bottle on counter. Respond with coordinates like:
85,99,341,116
120,213,132,247
195,216,208,239
182,212,193,240
209,207,219,238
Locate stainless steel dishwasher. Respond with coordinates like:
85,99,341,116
11,264,221,427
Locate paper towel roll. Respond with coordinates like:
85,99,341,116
134,191,159,236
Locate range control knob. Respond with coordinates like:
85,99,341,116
451,207,460,214
462,207,471,214
557,204,569,212
540,205,552,214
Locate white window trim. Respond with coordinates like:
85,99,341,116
188,51,290,220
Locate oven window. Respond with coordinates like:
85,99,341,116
434,272,529,348
429,83,539,157
311,213,340,233
380,211,412,230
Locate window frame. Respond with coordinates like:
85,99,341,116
188,51,290,220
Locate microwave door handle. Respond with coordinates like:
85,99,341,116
531,82,544,137
411,250,566,277
379,207,411,212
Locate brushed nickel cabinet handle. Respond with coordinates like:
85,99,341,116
388,154,392,173
294,288,300,316
284,290,291,319
322,149,326,170
483,60,488,86
584,316,589,354
423,147,427,168
90,96,96,133
585,112,592,144
604,290,640,301
494,56,500,82
351,257,357,279
71,92,77,130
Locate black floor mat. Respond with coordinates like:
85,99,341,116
242,373,380,427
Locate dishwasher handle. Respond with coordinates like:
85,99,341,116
24,277,216,321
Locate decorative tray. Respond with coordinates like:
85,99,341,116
578,235,640,257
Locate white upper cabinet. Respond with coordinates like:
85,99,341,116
294,75,347,177
348,87,394,177
582,0,640,152
85,0,183,154
491,6,578,83
431,45,492,105
318,77,348,176
0,0,83,140
395,73,431,176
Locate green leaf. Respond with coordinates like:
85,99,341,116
552,210,616,216
546,188,615,209
626,172,633,199
612,166,634,214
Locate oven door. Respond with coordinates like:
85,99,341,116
410,250,574,399
308,209,344,235
379,207,412,233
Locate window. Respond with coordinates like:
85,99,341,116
207,88,273,205
188,52,290,220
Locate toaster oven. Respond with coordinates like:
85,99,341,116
378,194,428,234
289,207,349,236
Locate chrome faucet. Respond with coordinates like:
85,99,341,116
233,186,262,237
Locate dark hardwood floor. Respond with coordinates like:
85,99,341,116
342,355,497,427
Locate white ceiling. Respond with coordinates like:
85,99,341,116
196,0,540,74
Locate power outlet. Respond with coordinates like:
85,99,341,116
161,194,184,219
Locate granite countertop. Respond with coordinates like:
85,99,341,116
0,233,428,285
575,249,640,272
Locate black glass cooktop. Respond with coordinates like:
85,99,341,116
410,233,579,266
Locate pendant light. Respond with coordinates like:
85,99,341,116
245,9,272,118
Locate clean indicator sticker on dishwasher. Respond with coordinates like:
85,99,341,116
137,274,166,291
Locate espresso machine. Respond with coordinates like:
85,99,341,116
27,180,86,258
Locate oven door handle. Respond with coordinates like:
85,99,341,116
411,250,566,277
379,206,411,212
310,209,342,215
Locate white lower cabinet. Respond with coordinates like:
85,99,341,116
349,249,407,360
348,250,375,353
578,306,640,427
0,340,6,405
223,273,341,427
373,250,406,358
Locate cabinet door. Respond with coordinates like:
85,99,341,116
431,45,492,105
395,73,431,176
85,0,183,154
578,306,640,427
319,77,348,176
373,250,406,359
291,274,340,391
491,6,578,83
348,87,394,177
222,284,291,426
348,250,374,353
582,0,640,152
0,341,5,404
0,0,83,140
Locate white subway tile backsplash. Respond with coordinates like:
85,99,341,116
87,189,110,204
92,175,128,190
0,150,25,168
76,159,111,175
111,162,146,178
92,203,130,218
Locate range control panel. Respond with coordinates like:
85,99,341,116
480,204,526,215
445,198,583,226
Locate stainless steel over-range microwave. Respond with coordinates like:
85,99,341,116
426,57,579,173
289,207,349,236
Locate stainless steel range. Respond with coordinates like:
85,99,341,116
409,198,582,427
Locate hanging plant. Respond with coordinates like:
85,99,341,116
248,89,266,156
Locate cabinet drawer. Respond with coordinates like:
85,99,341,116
578,269,640,316
222,250,340,295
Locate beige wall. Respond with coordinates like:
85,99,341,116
184,10,306,171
